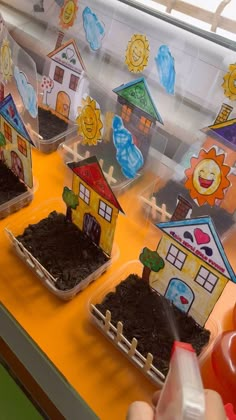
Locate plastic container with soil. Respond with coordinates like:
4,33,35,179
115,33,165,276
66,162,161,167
5,199,119,300
0,161,36,220
89,260,220,387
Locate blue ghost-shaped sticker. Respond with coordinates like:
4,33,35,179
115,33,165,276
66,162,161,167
82,7,105,51
112,115,144,179
155,45,175,95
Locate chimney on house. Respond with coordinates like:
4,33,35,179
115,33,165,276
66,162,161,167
171,195,192,221
214,103,233,125
55,31,64,50
0,83,4,102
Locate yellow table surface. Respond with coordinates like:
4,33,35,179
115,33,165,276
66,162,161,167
0,148,235,418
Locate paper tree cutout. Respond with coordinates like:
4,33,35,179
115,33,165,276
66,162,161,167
66,156,124,256
76,96,103,145
139,196,236,326
125,34,150,73
40,76,54,107
184,148,231,206
222,63,236,101
139,247,164,282
62,186,79,221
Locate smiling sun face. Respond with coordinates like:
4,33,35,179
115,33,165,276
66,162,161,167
76,96,103,145
125,34,150,73
185,148,231,206
222,63,236,101
59,0,78,29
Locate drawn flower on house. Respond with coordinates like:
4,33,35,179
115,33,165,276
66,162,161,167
76,95,103,145
222,63,236,101
0,38,13,83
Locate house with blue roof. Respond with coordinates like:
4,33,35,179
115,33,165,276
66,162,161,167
113,77,163,161
0,93,33,188
146,195,235,326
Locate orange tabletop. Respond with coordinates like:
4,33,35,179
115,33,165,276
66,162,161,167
0,148,235,418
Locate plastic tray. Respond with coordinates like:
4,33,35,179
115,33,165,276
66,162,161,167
0,178,37,220
89,260,220,387
5,199,119,300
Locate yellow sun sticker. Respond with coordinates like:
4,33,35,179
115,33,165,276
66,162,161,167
222,63,236,101
59,0,78,29
185,148,231,206
76,96,103,145
125,34,150,73
0,38,13,83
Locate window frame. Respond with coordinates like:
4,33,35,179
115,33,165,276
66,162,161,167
4,122,12,143
194,265,219,293
166,244,187,270
79,182,90,205
53,66,64,84
17,136,27,157
69,74,79,91
98,200,113,223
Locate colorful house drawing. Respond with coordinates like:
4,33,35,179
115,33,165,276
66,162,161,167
46,33,88,121
0,93,33,188
113,77,163,160
202,103,236,214
67,156,124,256
144,196,236,326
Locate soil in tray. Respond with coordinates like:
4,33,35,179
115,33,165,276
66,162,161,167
16,211,109,291
38,108,69,140
0,161,27,205
153,180,234,236
95,274,210,376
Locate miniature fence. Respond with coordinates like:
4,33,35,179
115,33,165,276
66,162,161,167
61,141,118,186
91,304,165,386
140,195,172,222
6,229,57,285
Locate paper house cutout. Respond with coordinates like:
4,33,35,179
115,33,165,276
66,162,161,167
46,34,87,121
67,156,124,256
145,196,235,326
0,93,33,188
113,77,163,161
202,104,236,214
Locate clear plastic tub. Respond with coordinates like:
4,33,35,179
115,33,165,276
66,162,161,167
89,260,220,387
0,187,34,220
5,199,119,300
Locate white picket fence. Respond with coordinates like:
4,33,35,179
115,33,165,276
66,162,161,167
140,195,172,222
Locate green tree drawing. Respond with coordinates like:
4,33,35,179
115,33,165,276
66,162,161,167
139,247,164,283
62,186,79,222
0,132,6,147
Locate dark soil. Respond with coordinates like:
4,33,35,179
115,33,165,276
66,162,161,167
95,274,210,376
17,211,109,290
0,161,27,205
38,108,69,140
154,180,234,235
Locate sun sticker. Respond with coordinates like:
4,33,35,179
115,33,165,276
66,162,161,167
125,34,150,73
59,0,78,29
0,38,13,83
185,148,231,206
222,63,236,101
76,96,103,145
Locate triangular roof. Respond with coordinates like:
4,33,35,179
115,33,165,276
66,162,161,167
157,216,236,282
202,118,236,149
113,77,163,124
0,94,34,145
48,39,86,75
67,156,124,213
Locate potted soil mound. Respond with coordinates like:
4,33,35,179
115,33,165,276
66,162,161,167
15,211,110,296
93,274,210,377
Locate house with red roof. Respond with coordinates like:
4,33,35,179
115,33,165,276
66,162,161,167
67,156,124,256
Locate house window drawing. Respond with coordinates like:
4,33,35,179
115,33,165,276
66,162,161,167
166,244,186,270
121,105,132,122
54,66,64,84
4,122,12,142
79,182,90,204
195,266,218,293
98,200,113,222
45,35,88,121
138,116,152,134
113,77,163,162
0,94,34,189
142,195,236,326
67,156,124,256
17,136,27,157
69,74,79,91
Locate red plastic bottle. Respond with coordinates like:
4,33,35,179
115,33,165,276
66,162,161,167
212,304,236,411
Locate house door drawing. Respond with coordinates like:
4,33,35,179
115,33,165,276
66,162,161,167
165,278,194,313
83,213,101,245
11,151,24,182
56,92,70,119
